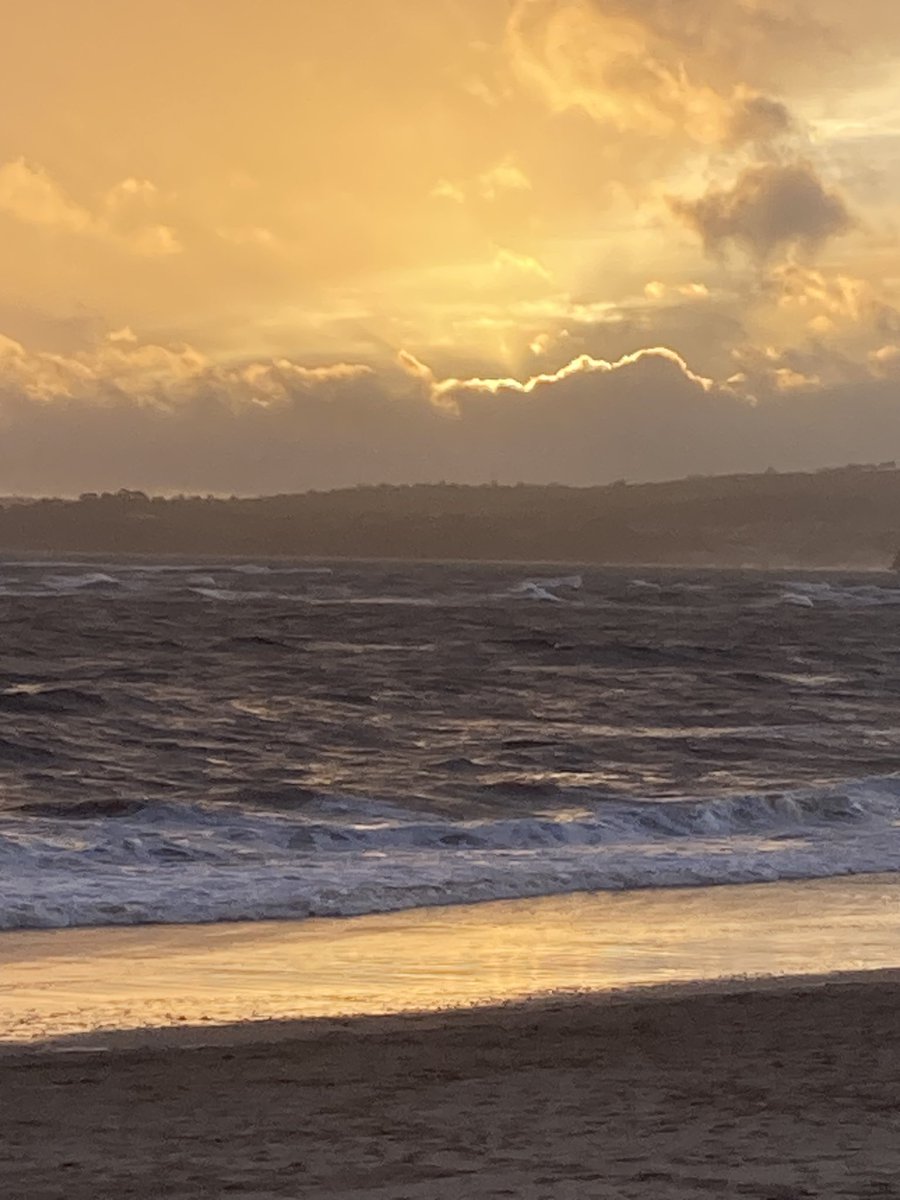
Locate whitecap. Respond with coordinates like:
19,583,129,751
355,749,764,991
5,776,900,931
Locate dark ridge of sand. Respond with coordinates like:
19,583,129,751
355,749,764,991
4,977,900,1199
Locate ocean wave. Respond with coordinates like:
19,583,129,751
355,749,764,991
188,586,282,602
228,563,334,576
42,572,126,592
189,586,244,601
779,592,815,608
3,777,900,930
509,574,583,603
0,559,337,599
0,687,107,715
780,581,900,608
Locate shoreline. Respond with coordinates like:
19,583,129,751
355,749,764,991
7,965,900,1058
5,873,900,1050
5,972,900,1197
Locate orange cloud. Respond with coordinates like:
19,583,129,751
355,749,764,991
0,159,181,256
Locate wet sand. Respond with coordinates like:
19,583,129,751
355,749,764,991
4,975,900,1199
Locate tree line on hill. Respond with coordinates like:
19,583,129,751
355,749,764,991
1,468,899,568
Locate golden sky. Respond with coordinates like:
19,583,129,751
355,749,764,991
2,0,900,492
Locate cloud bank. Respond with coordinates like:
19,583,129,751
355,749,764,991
1,330,899,495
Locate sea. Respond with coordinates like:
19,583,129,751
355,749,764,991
3,557,900,932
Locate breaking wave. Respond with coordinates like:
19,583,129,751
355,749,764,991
778,581,900,609
4,776,900,930
509,574,583,602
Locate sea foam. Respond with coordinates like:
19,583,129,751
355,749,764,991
3,777,900,930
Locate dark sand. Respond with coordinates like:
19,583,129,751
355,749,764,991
3,977,900,1199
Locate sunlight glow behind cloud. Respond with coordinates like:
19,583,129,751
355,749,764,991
0,0,898,491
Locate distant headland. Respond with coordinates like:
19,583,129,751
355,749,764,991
2,463,900,569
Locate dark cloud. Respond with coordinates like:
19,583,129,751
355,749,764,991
671,162,854,260
724,94,794,148
3,335,900,494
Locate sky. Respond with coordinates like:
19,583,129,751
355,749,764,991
2,0,900,494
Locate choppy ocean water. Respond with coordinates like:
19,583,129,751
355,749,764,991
3,558,900,930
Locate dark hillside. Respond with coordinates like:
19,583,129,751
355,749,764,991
2,466,899,567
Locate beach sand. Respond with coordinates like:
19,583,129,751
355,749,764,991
4,976,900,1199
